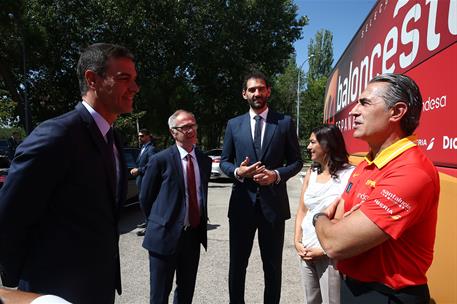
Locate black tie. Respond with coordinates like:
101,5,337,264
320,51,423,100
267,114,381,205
254,115,262,159
106,128,117,193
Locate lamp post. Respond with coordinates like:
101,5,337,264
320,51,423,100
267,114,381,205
296,54,315,137
8,12,31,135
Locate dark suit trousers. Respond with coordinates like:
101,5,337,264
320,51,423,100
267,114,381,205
229,202,285,304
341,276,430,304
148,228,201,304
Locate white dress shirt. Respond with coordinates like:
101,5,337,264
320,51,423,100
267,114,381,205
82,101,120,185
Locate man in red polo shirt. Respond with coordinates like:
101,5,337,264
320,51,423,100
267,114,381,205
314,73,440,303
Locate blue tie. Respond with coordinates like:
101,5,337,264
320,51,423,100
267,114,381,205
254,115,262,159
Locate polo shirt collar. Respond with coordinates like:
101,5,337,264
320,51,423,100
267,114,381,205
365,135,417,169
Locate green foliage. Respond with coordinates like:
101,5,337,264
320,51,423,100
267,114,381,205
0,0,307,149
0,126,25,139
307,29,333,81
0,92,18,126
270,56,301,116
300,75,327,138
299,29,333,158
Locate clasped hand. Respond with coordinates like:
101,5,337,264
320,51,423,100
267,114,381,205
294,242,325,260
237,157,277,185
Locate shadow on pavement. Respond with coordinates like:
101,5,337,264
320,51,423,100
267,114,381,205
119,204,145,234
207,223,220,231
209,178,233,184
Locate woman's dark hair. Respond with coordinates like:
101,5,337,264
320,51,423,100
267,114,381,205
310,124,349,179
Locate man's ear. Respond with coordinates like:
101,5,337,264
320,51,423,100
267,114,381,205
390,102,408,123
85,70,98,89
242,89,248,100
169,128,176,138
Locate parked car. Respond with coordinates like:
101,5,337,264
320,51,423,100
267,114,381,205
0,148,140,203
122,147,140,206
205,148,229,180
0,155,10,189
0,139,9,156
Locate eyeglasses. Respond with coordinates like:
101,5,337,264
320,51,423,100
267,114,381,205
172,124,198,133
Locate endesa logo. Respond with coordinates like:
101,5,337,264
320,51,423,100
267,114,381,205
422,95,447,112
443,136,457,150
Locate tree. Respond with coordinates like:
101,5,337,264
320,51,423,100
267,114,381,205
0,0,308,149
299,29,333,147
270,55,302,116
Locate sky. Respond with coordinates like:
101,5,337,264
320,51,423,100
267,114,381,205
293,0,377,71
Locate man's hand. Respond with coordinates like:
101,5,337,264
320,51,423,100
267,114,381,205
343,202,362,218
130,168,139,176
253,169,277,186
236,157,264,178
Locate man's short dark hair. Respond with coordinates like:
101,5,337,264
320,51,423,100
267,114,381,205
243,70,270,90
77,43,134,96
369,73,423,136
139,129,150,136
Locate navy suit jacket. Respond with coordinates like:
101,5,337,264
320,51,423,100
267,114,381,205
135,141,157,190
0,103,127,304
140,145,211,255
220,110,303,222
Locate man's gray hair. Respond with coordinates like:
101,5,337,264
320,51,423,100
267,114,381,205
168,110,195,129
369,73,423,136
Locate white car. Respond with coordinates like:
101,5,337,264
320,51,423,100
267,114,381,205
205,148,229,180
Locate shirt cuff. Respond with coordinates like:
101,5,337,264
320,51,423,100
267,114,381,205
274,170,281,184
234,168,244,182
31,295,72,304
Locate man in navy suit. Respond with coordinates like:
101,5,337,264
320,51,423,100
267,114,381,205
220,71,303,304
0,43,139,304
140,110,211,304
131,128,157,236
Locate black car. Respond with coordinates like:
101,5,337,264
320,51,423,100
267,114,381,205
122,147,140,206
204,148,229,179
0,149,140,203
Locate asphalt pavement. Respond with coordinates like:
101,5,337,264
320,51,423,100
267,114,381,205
116,173,305,304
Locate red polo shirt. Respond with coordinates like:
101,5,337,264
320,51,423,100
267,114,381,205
338,136,440,289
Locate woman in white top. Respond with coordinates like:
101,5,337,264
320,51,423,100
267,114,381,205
294,125,354,304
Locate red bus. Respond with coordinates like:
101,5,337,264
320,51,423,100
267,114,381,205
323,1,457,302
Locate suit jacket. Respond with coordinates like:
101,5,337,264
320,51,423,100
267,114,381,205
0,102,127,304
220,110,303,222
140,145,211,255
135,141,157,190
7,136,18,160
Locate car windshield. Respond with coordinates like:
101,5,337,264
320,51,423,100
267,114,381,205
0,140,8,154
122,149,139,168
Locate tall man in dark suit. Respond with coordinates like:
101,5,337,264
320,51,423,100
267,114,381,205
130,128,157,236
140,110,211,304
0,43,139,304
220,71,303,304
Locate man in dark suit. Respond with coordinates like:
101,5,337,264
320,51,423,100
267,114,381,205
0,43,139,304
6,131,20,160
140,110,211,304
220,70,303,304
130,128,157,236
